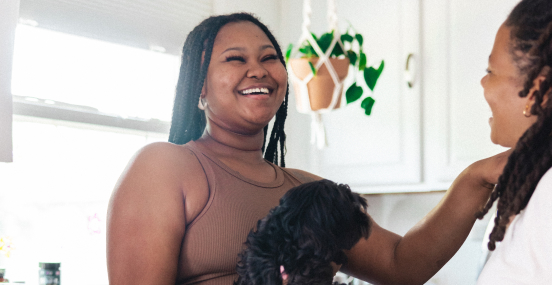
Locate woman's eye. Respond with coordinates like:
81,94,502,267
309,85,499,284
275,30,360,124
263,55,279,61
226,56,245,62
485,69,492,74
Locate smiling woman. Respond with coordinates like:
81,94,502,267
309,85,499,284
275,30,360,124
167,13,290,165
476,0,552,283
106,13,299,285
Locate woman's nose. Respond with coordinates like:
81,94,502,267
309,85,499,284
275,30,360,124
246,61,268,79
481,74,488,87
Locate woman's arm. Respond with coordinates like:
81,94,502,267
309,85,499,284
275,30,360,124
106,142,208,285
341,150,511,285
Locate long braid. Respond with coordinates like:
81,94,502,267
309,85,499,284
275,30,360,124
168,13,289,166
476,0,552,250
264,87,289,166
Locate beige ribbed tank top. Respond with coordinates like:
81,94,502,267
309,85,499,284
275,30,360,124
176,141,305,285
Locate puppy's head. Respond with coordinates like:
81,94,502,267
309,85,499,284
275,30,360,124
235,179,372,285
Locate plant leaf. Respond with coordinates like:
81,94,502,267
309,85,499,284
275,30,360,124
285,43,293,62
311,32,318,42
308,61,317,76
341,34,354,43
361,97,375,115
331,42,344,57
299,40,318,58
347,50,357,66
308,46,318,57
355,34,364,46
359,52,367,70
299,45,317,58
364,60,385,91
346,83,364,104
317,31,334,53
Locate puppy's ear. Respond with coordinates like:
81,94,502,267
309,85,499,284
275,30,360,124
333,250,348,265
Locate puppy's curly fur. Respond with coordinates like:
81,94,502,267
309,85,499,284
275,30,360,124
235,179,372,285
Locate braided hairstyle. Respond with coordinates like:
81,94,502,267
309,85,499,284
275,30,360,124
168,13,289,166
476,0,552,250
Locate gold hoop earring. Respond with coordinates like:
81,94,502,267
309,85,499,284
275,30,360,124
523,104,531,117
198,96,207,110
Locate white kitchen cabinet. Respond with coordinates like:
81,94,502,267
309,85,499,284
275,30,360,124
310,0,422,187
422,0,517,185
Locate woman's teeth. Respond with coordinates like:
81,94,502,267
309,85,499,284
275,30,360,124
240,87,269,95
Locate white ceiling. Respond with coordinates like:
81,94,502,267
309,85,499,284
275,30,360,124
19,0,214,55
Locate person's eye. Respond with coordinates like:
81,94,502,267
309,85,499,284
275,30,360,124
226,56,245,62
262,54,279,61
486,68,492,74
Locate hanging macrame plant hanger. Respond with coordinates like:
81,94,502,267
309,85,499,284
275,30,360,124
288,0,348,149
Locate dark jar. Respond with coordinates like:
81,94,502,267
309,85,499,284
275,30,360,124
39,262,60,285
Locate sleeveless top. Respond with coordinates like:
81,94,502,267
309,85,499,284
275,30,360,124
176,141,306,285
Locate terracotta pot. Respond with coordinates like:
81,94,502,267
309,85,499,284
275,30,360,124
289,58,349,111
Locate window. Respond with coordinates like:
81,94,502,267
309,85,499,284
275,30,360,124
0,117,167,283
0,22,181,284
12,24,180,128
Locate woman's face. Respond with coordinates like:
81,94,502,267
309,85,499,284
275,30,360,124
201,21,287,135
481,23,537,148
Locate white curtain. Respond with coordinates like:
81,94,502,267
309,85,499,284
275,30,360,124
0,0,18,162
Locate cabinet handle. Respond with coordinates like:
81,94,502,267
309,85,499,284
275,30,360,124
405,53,415,88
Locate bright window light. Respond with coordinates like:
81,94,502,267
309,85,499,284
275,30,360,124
11,24,181,122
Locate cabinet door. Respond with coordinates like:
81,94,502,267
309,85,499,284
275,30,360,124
422,0,518,184
313,0,422,187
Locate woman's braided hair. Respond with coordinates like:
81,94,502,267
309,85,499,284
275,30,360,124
476,0,552,250
168,13,289,166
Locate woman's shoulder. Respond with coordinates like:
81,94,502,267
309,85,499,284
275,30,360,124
527,167,552,213
111,141,210,223
535,167,552,192
524,167,552,214
130,141,201,170
116,141,207,195
282,167,323,184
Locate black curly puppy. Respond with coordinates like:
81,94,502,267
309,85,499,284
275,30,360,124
235,179,372,285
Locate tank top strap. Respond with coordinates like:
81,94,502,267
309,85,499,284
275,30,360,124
279,168,306,185
181,141,218,229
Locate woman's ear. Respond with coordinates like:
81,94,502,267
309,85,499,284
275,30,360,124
198,84,208,110
527,65,551,107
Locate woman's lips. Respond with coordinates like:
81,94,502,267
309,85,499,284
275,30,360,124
242,93,271,100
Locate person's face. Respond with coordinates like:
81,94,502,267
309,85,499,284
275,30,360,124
481,23,537,148
201,21,287,135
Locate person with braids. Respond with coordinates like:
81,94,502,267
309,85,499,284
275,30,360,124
107,12,510,285
476,0,552,283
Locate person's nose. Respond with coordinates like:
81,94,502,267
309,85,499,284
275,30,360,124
481,74,488,87
246,60,268,79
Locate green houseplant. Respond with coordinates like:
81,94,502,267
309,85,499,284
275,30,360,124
286,28,384,115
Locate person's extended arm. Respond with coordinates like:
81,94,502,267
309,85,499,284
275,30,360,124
106,143,207,285
341,150,511,285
